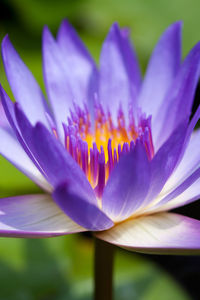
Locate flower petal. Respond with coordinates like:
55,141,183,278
1,36,50,127
42,26,74,140
147,128,200,211
32,122,98,206
12,102,48,178
160,129,200,196
0,85,19,133
0,95,11,131
95,213,200,254
138,22,182,127
43,24,96,140
0,126,51,191
99,23,141,123
0,194,85,237
57,19,98,115
145,121,188,205
102,141,150,222
0,87,51,190
154,167,200,212
142,129,200,213
0,87,37,162
53,182,114,231
154,41,200,149
15,105,96,204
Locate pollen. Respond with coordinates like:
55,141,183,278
62,103,154,198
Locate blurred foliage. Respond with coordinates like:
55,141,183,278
0,236,191,300
0,0,199,299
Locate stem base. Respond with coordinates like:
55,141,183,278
94,238,115,300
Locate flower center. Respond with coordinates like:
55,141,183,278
63,104,154,198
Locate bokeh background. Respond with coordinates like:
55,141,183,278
0,0,200,299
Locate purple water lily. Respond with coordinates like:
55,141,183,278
0,20,200,254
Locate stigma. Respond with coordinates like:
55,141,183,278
61,103,154,198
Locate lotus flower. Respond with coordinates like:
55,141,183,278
0,20,200,254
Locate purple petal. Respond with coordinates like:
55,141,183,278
154,166,200,211
102,141,150,222
14,104,97,202
1,36,50,127
53,182,113,231
0,94,11,131
32,122,98,206
143,128,200,213
57,19,95,65
95,212,200,254
184,97,200,144
0,194,85,237
0,85,18,132
138,22,182,130
154,41,200,149
43,25,96,140
0,86,51,183
0,87,34,160
162,129,200,195
14,103,48,177
42,26,74,140
57,19,98,114
99,23,141,123
149,130,200,211
15,104,94,200
0,126,51,191
14,103,62,183
158,177,200,212
145,121,188,205
14,103,37,151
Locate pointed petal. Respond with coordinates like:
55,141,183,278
154,166,200,211
145,121,188,205
0,85,19,132
14,103,37,152
0,94,11,131
99,23,141,123
102,141,150,222
0,194,85,237
144,129,200,212
138,22,182,121
53,182,113,231
13,103,48,178
42,26,74,140
43,25,96,140
57,19,98,114
14,105,97,202
0,87,50,184
32,122,97,206
154,41,200,149
149,131,200,211
0,127,51,192
1,36,50,127
95,213,200,254
57,19,95,66
0,87,35,160
161,129,200,196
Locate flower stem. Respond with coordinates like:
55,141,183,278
94,238,115,300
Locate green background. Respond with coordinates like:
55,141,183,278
0,0,199,299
